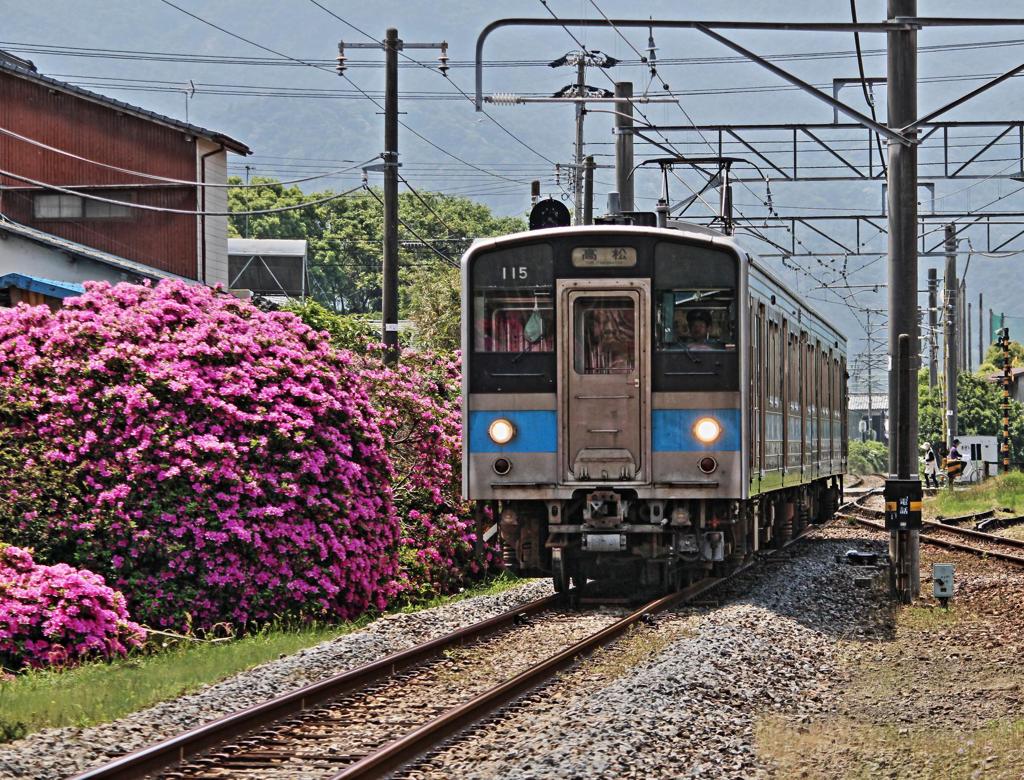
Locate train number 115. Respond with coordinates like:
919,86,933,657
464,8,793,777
501,266,528,280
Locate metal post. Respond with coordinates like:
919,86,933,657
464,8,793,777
967,300,972,372
614,82,634,212
531,179,540,205
979,292,984,366
928,267,938,389
886,0,920,600
573,59,586,225
866,309,875,440
583,155,595,225
944,224,958,448
1002,328,1012,472
382,27,401,365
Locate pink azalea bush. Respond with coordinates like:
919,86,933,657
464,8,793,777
349,346,498,602
0,544,145,669
0,281,398,630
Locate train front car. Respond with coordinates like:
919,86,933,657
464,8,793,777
462,223,845,597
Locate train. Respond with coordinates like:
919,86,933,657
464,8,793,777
461,212,847,596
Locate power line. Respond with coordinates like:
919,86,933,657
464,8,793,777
362,186,458,268
0,167,367,216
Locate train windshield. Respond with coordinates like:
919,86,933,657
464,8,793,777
656,289,736,351
471,243,555,354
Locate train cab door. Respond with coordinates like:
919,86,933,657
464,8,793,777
558,280,649,484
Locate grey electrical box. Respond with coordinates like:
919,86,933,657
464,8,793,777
932,563,954,600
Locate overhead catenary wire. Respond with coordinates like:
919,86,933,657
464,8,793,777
155,0,531,188
362,185,458,268
0,125,370,188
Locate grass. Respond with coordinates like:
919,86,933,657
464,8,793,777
0,573,527,741
928,471,1024,517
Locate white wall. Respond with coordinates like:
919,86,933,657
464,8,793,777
196,139,230,288
0,233,129,286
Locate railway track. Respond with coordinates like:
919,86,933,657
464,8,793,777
72,517,832,780
838,495,1024,568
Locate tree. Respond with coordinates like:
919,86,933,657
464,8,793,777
228,179,524,324
979,339,1024,375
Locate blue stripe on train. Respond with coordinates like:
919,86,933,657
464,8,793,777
467,408,741,453
652,408,741,452
468,410,557,453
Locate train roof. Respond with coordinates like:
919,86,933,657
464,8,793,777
462,223,847,350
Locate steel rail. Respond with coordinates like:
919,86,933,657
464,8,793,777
328,513,839,780
327,581,715,780
69,594,560,780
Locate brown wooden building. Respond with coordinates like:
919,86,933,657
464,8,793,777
0,50,250,287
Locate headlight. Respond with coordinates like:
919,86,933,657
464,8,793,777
693,416,722,444
488,418,516,445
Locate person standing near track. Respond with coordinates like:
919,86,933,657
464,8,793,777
923,442,939,488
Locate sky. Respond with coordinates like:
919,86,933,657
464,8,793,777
5,1,1024,366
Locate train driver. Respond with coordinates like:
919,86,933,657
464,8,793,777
680,308,723,349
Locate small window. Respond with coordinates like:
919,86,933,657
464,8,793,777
34,194,83,219
84,193,134,218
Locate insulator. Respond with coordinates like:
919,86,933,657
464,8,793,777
488,92,521,106
336,43,347,76
438,43,449,77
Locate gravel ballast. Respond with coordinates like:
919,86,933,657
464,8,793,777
406,526,893,780
0,580,553,780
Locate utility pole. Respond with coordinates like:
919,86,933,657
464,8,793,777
583,155,595,225
944,224,958,448
382,27,400,365
928,267,938,388
614,81,634,212
1001,327,1012,473
885,0,921,603
337,31,448,365
866,309,875,440
573,59,586,224
967,300,972,372
979,292,984,366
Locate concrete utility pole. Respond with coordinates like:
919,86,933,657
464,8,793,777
928,267,938,388
573,59,586,224
944,224,958,448
968,301,973,373
337,30,448,365
583,155,595,225
885,0,921,603
866,309,875,439
382,27,400,365
614,82,635,212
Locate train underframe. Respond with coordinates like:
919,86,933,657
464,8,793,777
494,476,843,597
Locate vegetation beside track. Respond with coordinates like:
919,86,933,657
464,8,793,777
756,536,1024,778
0,573,524,743
928,472,1024,518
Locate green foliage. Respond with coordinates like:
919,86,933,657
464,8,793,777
406,265,461,353
848,440,888,474
982,339,1024,370
228,178,524,319
918,368,1024,461
279,299,376,351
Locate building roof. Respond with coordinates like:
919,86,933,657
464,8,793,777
987,366,1024,382
848,393,889,412
0,54,250,156
228,239,308,257
0,273,84,299
0,217,194,283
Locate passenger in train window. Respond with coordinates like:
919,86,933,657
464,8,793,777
683,309,724,350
